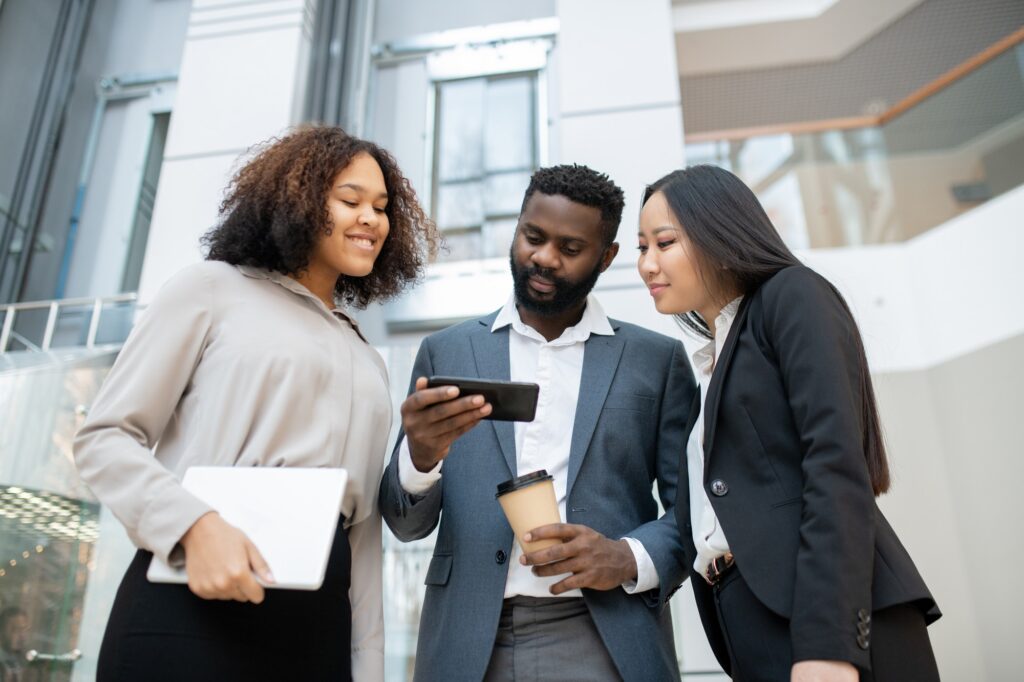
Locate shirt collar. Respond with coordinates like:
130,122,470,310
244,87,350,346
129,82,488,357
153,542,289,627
492,292,614,344
692,296,744,373
236,264,364,334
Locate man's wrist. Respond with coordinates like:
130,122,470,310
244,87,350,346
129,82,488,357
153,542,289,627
617,539,639,581
410,449,439,473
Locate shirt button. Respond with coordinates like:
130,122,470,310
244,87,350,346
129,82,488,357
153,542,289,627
710,479,729,496
495,550,507,564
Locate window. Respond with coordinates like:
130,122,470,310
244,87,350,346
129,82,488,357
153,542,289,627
432,73,539,262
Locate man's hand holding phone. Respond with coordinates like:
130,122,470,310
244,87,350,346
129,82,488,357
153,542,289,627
401,377,492,472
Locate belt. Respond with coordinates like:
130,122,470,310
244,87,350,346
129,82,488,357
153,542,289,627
703,552,735,586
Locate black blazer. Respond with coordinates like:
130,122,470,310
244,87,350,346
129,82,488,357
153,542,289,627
675,266,940,671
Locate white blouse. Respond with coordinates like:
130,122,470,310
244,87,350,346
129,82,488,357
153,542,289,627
74,261,391,679
687,296,743,579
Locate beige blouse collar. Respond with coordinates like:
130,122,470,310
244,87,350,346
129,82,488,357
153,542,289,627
234,264,366,341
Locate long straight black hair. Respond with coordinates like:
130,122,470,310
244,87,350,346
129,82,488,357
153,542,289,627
644,164,890,495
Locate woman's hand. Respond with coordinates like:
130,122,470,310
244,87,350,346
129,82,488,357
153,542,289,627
791,660,858,682
180,512,274,603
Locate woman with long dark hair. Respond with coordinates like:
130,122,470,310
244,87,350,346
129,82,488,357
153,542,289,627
637,165,940,681
74,125,438,681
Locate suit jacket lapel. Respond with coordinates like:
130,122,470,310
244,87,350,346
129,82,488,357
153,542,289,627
676,388,702,558
566,329,625,496
469,316,517,476
702,296,752,474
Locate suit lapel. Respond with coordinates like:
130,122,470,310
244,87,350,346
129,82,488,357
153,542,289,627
702,296,752,475
566,329,625,496
676,389,702,559
469,317,517,476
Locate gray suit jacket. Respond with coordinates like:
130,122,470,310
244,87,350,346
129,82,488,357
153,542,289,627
380,310,695,681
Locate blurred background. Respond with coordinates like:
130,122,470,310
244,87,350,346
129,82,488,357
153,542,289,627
1,0,1022,679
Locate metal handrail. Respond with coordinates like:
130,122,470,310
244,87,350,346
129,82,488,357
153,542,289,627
0,293,138,353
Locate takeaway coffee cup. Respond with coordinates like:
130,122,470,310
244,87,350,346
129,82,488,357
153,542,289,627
495,469,562,554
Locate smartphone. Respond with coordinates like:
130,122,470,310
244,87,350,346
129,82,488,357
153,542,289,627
426,376,540,422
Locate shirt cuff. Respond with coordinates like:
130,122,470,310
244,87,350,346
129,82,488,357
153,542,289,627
397,436,442,495
620,536,660,594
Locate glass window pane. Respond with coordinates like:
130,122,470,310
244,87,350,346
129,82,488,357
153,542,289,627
437,228,482,263
484,76,534,172
436,181,484,230
437,79,484,182
482,218,518,259
433,71,539,261
484,171,532,217
0,2,62,201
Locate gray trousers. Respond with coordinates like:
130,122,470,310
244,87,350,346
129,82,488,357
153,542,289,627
482,596,623,682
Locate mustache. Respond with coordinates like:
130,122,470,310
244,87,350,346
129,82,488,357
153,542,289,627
522,265,567,286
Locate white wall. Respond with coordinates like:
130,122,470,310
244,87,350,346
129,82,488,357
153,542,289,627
373,0,555,44
137,0,316,303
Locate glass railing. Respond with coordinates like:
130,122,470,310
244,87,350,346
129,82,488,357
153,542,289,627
685,35,1024,249
0,295,137,357
0,349,118,682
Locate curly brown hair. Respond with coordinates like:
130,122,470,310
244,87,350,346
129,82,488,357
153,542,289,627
202,125,439,307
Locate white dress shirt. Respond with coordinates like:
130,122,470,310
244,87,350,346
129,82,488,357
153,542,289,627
398,294,660,598
688,297,743,578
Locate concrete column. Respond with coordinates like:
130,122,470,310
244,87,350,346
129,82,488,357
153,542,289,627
138,0,315,301
554,0,685,243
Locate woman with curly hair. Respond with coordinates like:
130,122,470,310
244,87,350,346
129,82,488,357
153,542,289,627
74,125,439,681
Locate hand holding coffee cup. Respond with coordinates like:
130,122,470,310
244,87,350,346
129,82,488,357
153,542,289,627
495,470,562,554
519,523,641,596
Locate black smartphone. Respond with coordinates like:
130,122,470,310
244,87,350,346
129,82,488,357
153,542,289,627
426,376,540,422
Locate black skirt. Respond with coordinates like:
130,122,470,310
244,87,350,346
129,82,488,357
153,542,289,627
97,520,351,682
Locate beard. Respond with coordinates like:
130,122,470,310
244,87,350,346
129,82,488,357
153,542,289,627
510,251,604,316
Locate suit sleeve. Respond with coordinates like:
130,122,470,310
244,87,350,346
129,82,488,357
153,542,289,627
378,337,444,542
621,339,694,608
763,267,875,669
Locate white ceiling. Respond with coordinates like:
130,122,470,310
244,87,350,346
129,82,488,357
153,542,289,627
674,0,926,76
673,0,838,32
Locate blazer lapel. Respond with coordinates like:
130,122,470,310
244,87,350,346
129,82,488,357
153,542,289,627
469,317,517,476
676,389,702,558
702,296,752,475
566,329,625,496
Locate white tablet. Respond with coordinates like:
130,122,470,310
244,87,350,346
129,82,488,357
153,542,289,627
147,466,349,591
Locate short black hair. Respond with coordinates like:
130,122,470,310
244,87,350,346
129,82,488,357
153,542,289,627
520,164,624,246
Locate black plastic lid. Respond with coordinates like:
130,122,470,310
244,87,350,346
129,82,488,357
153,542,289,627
495,469,552,498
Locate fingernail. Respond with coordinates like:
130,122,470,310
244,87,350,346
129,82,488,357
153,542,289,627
481,404,492,415
523,532,532,542
519,556,527,565
447,387,458,397
472,395,484,405
263,571,275,583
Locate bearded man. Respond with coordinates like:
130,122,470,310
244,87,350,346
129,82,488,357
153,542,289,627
380,164,695,682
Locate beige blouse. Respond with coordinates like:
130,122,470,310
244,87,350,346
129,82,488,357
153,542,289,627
73,261,391,680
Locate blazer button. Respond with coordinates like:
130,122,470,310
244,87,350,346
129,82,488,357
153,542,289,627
857,633,870,650
710,479,729,496
495,550,507,564
858,608,871,623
